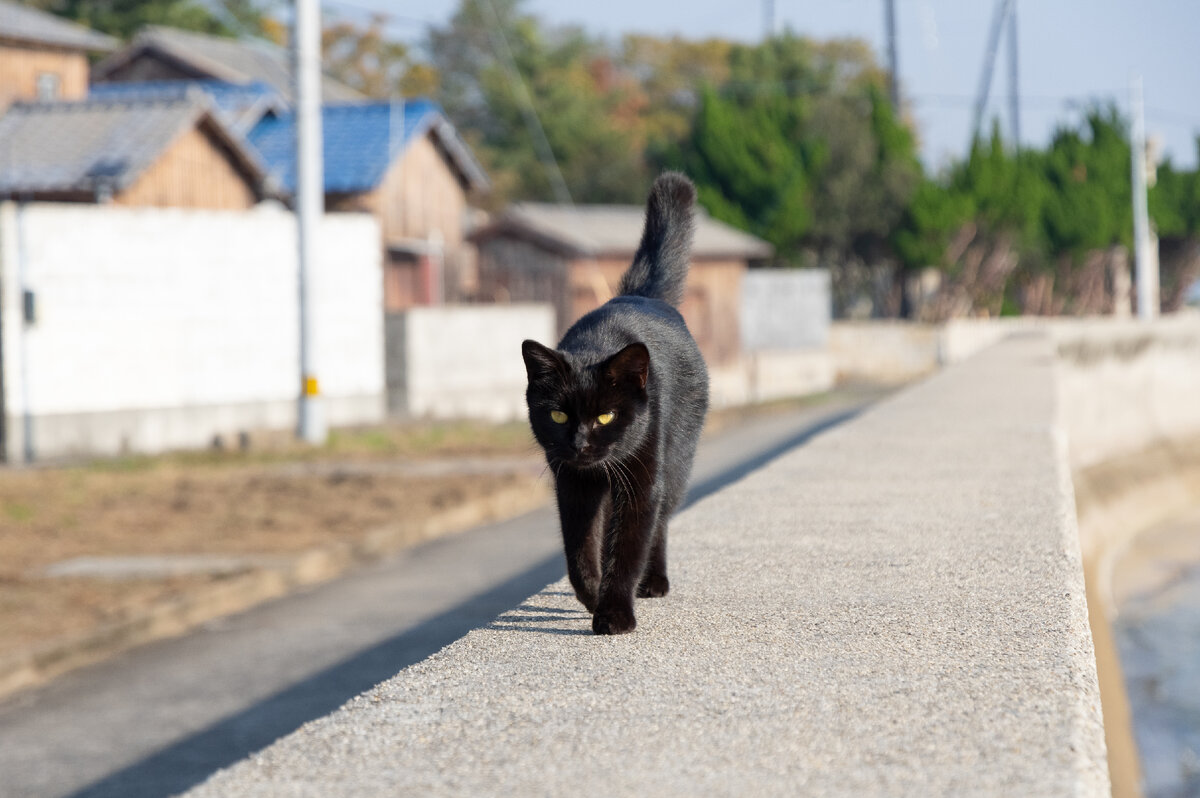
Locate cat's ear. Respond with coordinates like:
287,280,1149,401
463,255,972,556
522,340,569,383
603,343,650,390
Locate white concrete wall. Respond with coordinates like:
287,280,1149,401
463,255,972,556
1052,315,1200,470
831,317,1059,384
0,202,384,460
387,304,555,422
741,268,830,350
708,350,835,408
832,314,1200,468
829,321,942,383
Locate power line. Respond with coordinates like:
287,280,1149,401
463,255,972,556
884,0,899,110
1007,0,1019,145
480,0,572,205
317,0,436,28
970,0,1014,147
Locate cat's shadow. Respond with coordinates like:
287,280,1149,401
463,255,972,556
487,602,592,636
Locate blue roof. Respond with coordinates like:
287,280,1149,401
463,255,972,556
89,79,281,107
89,79,285,135
247,99,440,194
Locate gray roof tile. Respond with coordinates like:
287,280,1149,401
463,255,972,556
0,0,117,51
0,94,263,196
478,202,774,260
93,26,361,103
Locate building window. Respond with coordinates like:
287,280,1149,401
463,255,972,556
35,72,60,100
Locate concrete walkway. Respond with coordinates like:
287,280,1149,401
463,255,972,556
187,336,1109,797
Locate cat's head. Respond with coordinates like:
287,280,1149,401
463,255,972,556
521,339,651,471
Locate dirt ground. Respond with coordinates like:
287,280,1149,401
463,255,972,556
0,398,844,668
0,420,544,656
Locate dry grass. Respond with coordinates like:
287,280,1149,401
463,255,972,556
0,419,543,654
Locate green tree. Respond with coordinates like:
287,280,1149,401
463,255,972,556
428,0,648,203
322,14,437,99
1040,106,1131,255
1149,140,1200,238
1149,140,1200,310
660,84,811,255
891,177,974,272
660,33,920,267
24,0,275,40
617,34,731,147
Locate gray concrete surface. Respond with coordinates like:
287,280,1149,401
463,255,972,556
0,395,868,798
185,336,1109,797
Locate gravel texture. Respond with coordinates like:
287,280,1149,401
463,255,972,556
186,336,1109,797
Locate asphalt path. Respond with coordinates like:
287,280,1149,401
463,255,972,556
0,394,874,798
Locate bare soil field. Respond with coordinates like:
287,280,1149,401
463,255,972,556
0,420,543,656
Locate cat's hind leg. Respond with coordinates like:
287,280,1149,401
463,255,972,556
637,517,670,598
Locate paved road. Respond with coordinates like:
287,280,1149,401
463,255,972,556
0,396,872,798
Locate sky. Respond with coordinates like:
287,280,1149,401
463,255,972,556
324,0,1200,171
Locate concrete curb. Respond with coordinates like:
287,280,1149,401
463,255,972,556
0,480,551,701
185,336,1110,797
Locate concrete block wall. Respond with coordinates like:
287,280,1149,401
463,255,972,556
0,202,384,461
385,304,555,422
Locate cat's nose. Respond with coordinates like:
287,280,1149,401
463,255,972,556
574,431,591,452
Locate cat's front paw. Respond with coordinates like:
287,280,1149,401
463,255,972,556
637,574,669,598
573,586,598,614
592,604,636,635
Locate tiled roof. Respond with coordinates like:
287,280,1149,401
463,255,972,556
247,100,489,195
87,79,285,135
0,0,117,51
474,203,774,260
0,95,265,197
92,26,361,103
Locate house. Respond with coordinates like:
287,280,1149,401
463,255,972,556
87,78,287,137
0,0,116,111
0,94,268,209
470,204,773,365
91,25,360,102
248,100,490,308
90,26,490,307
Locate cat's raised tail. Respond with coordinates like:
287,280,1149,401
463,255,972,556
617,171,696,308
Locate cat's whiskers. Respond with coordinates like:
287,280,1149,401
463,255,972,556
601,461,623,510
625,450,652,484
611,458,640,517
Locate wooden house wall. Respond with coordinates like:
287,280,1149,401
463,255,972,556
383,253,423,311
391,135,474,302
0,42,88,110
116,126,258,210
328,133,475,309
681,259,744,366
567,256,744,366
476,237,572,329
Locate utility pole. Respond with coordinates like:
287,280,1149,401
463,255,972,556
1007,0,1020,146
293,0,326,443
764,0,776,40
970,0,1014,147
884,0,900,111
1130,75,1159,320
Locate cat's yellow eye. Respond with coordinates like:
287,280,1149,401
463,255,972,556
597,412,615,425
550,410,568,424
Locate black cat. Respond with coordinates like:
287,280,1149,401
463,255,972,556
521,172,709,635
